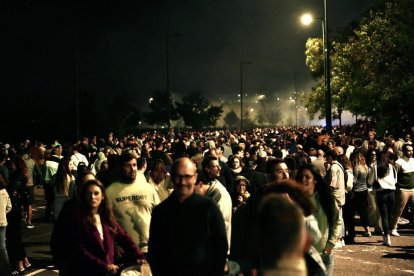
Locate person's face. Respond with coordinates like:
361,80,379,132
327,141,334,150
299,169,316,197
405,135,411,142
370,151,377,162
55,146,62,156
358,154,366,164
173,160,197,202
85,184,104,211
404,146,413,158
232,158,241,170
207,160,221,178
236,181,247,194
369,132,375,140
69,161,76,172
122,159,137,183
272,162,289,183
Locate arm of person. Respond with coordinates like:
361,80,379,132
114,223,146,261
209,201,228,275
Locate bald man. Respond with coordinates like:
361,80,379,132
148,157,228,276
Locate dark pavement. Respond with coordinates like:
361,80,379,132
20,189,414,275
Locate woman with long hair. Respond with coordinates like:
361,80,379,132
374,152,397,246
53,158,75,220
6,156,31,274
296,164,341,276
350,151,371,238
71,179,145,275
148,159,173,202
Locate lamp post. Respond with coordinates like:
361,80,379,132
166,33,181,129
301,0,332,132
240,61,251,130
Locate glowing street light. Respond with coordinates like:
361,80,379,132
301,0,332,132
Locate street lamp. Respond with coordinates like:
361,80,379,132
166,33,181,129
240,61,251,130
301,0,332,132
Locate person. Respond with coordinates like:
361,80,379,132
51,167,95,275
70,179,145,275
70,145,89,173
257,194,308,276
374,152,397,246
391,144,414,237
324,150,346,248
22,149,41,229
148,157,228,276
366,149,382,233
194,170,232,256
296,164,341,276
232,176,251,212
106,154,160,254
148,159,173,202
0,174,12,275
52,158,75,221
6,157,31,275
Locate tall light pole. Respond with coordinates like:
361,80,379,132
240,61,251,130
166,33,181,129
301,0,332,132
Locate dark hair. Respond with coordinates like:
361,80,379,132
9,156,29,186
137,157,147,170
202,155,219,171
55,158,73,195
80,179,117,233
296,164,335,226
266,158,285,175
377,152,391,179
150,159,167,184
119,152,137,166
258,194,304,269
262,179,313,216
0,174,6,190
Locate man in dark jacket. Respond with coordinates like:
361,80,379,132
148,157,228,276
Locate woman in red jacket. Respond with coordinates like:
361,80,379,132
72,179,145,275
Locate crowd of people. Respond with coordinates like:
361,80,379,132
0,121,413,275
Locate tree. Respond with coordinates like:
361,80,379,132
175,91,223,129
143,90,177,126
256,95,282,126
106,94,141,136
304,0,414,132
224,110,240,128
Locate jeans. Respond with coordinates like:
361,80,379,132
376,189,395,235
0,227,10,275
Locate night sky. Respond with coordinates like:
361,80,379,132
2,0,378,137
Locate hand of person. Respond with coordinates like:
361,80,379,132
323,247,332,254
137,259,147,265
106,264,119,275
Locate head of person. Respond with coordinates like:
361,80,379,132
266,158,289,183
366,148,377,165
150,159,167,184
229,155,243,170
324,149,338,165
368,130,376,141
194,170,209,196
234,175,250,196
171,157,198,202
53,143,63,156
202,155,221,180
119,152,138,183
75,168,95,199
257,194,307,270
137,157,147,172
402,144,413,158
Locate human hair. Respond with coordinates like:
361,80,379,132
202,155,219,172
150,159,167,184
258,194,304,269
119,152,137,166
9,156,29,185
0,174,6,190
55,158,73,195
80,179,117,233
402,143,413,152
266,158,285,175
228,155,244,168
137,157,147,170
296,163,335,226
377,152,391,179
366,148,378,165
263,179,313,216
